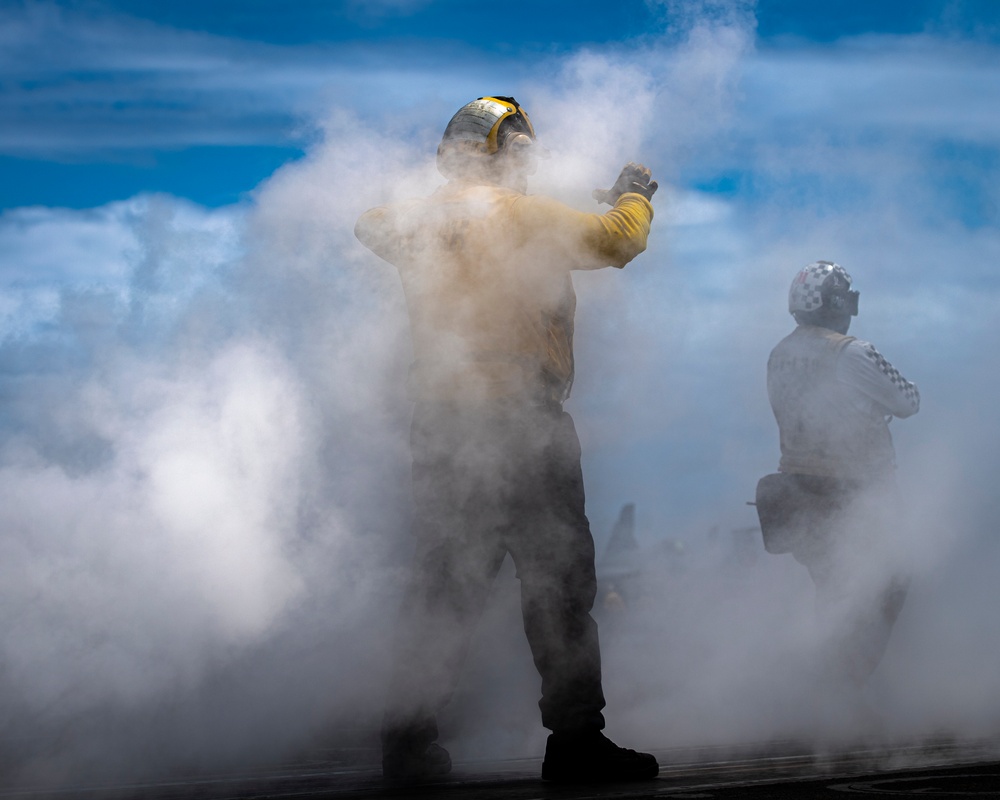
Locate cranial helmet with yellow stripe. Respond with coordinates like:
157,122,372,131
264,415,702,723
436,96,539,180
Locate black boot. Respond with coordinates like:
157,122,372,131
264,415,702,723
382,731,452,783
542,731,658,783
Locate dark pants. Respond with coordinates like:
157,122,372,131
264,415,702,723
785,475,909,686
382,401,606,751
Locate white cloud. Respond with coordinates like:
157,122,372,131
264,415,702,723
745,37,1000,142
0,197,242,343
0,204,137,285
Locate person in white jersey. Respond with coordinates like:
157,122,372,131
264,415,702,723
758,261,920,725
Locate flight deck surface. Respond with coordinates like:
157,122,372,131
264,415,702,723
2,737,997,799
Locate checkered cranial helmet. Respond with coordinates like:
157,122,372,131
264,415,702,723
788,261,859,318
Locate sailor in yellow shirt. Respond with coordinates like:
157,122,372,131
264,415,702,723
356,96,658,784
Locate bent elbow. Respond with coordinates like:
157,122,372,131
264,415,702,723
895,394,920,418
608,237,647,268
354,209,378,248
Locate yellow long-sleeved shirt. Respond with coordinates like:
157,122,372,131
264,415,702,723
355,180,653,405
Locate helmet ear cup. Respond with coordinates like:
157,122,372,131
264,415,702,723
820,267,859,317
503,132,534,153
825,284,849,312
824,286,860,316
502,132,539,178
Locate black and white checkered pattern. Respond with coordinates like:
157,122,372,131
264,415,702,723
863,343,921,412
788,261,852,314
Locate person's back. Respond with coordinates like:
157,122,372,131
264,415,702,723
768,324,906,481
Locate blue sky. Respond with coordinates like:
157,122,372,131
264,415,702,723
2,0,997,209
2,0,1000,782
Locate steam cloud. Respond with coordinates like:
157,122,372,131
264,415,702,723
1,0,999,787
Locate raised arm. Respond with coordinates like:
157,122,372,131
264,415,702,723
837,339,920,418
510,191,654,269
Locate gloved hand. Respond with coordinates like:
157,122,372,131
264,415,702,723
592,162,658,205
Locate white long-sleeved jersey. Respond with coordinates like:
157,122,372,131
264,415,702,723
767,325,919,480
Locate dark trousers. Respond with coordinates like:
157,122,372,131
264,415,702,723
786,475,909,686
382,401,606,750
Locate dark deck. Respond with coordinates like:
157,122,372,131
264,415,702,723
2,737,998,799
